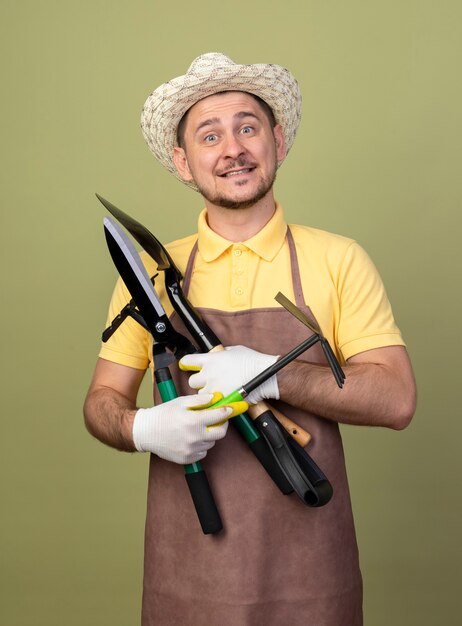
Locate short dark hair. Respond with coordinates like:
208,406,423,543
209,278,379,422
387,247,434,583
176,92,276,149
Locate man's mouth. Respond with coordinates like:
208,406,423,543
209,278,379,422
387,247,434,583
219,167,255,178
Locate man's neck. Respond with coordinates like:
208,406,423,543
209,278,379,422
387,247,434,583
204,193,277,242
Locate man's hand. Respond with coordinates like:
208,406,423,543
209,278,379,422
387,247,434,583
179,346,280,404
133,393,232,464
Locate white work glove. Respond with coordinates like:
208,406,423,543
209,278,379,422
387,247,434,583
133,393,232,464
179,346,280,405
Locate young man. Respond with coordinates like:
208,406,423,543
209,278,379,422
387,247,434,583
84,53,416,625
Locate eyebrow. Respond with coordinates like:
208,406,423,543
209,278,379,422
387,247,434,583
194,111,260,136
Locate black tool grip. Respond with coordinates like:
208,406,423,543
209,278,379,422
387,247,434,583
165,271,220,352
248,437,294,495
185,470,223,534
287,437,333,507
254,411,333,507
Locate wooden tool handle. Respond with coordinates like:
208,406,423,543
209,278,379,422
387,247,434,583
248,402,311,448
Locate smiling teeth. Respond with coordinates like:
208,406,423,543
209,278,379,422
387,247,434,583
224,168,251,177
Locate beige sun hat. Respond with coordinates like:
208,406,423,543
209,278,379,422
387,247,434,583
140,52,302,190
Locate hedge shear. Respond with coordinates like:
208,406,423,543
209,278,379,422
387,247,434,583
103,216,225,534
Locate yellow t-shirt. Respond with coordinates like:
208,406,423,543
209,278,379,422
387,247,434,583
99,204,404,372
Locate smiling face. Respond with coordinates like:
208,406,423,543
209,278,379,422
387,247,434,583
173,92,286,211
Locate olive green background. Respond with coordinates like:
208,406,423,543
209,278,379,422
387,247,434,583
1,1,461,624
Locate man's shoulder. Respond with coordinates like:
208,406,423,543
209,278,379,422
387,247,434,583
289,223,356,251
166,232,198,254
288,223,364,276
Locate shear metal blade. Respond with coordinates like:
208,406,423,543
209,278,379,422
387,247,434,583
97,193,180,276
104,216,167,323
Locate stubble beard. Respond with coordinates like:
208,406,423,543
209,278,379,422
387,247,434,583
194,156,278,210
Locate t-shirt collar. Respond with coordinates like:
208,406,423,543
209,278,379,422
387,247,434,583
197,204,287,262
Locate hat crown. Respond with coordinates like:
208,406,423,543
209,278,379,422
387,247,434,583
186,52,235,76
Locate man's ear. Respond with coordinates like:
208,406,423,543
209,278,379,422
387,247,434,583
173,146,194,182
273,124,286,162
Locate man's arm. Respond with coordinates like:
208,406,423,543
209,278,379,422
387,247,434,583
180,344,416,431
83,358,146,452
278,345,416,430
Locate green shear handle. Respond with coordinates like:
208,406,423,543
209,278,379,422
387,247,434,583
155,367,223,534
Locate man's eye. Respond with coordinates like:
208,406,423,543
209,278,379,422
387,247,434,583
204,134,217,143
240,126,254,135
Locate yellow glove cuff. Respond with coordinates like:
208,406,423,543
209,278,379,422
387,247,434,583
190,392,249,426
178,360,201,372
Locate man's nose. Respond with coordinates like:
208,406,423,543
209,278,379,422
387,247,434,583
222,132,246,158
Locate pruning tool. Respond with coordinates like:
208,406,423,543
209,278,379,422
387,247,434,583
103,217,223,534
